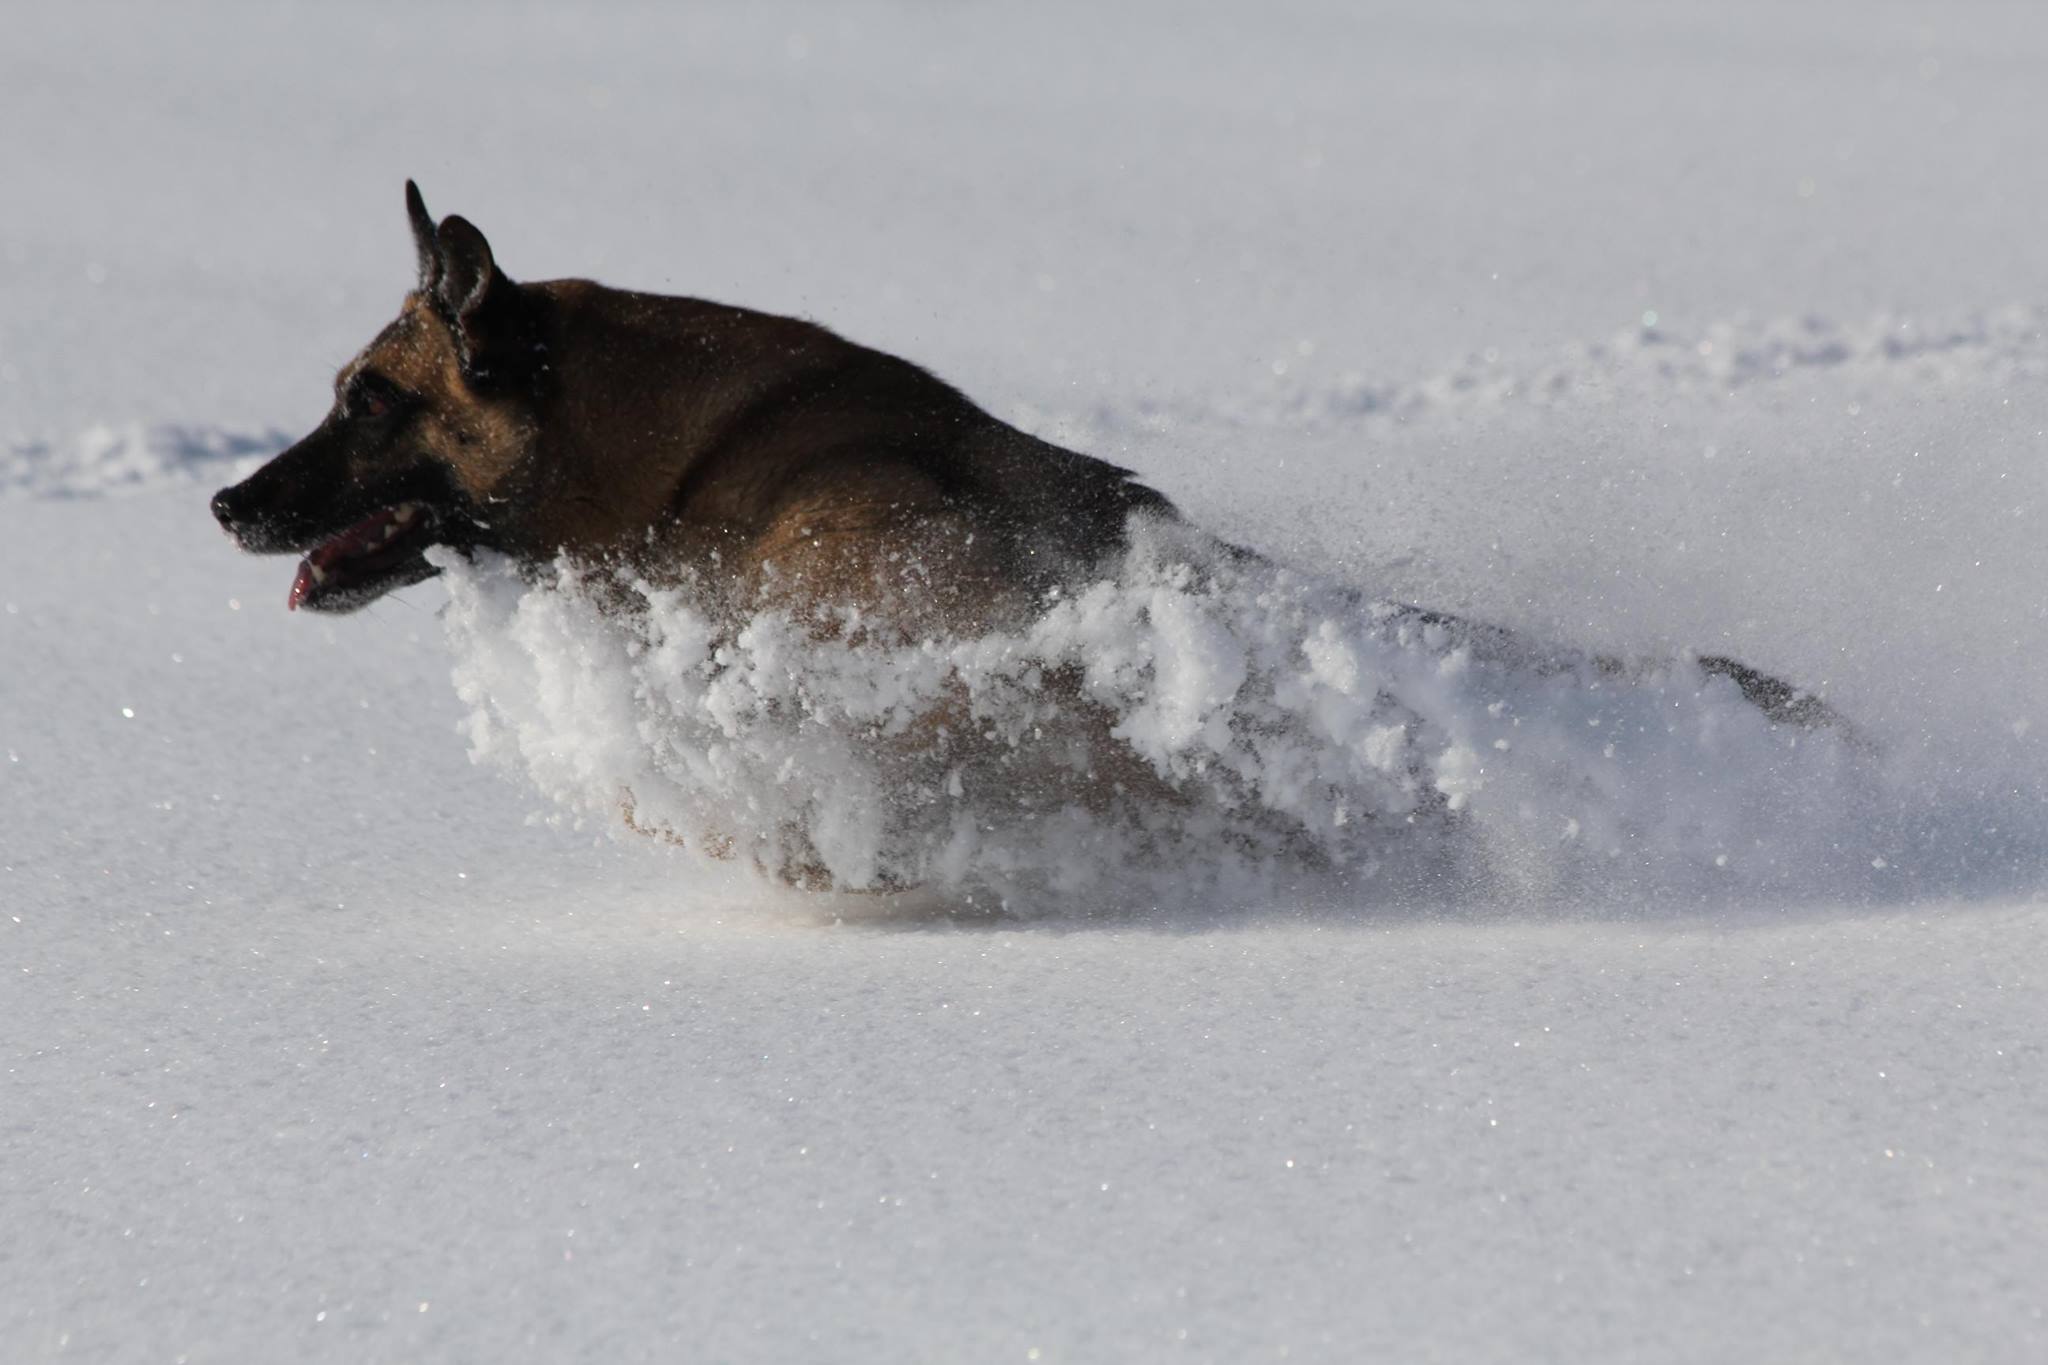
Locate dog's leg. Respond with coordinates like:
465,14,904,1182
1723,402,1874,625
618,788,736,859
1385,603,1861,741
1695,654,1852,734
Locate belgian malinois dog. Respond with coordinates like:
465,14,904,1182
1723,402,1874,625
211,183,1843,887
210,182,1171,633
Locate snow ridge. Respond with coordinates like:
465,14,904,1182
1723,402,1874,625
1061,305,2048,437
0,423,284,500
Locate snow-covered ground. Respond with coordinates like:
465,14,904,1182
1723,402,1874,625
7,2,2048,1359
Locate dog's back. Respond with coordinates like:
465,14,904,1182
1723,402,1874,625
489,280,1173,631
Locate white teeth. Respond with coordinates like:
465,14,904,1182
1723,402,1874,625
309,564,328,585
376,503,422,543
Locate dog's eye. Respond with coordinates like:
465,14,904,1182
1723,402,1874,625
346,380,398,420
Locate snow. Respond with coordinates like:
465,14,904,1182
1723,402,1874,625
439,524,1894,908
7,1,2048,1360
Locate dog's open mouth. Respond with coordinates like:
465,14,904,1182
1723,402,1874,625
288,502,442,612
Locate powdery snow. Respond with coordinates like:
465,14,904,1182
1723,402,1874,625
438,524,1892,909
6,2,2048,1361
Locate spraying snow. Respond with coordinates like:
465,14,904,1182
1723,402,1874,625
437,514,1910,912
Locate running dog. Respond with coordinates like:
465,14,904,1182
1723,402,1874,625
211,184,1840,884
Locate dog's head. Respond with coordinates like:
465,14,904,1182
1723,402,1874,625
211,182,546,612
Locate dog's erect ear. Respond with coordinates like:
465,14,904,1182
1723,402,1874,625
405,180,439,293
431,214,528,387
434,215,501,322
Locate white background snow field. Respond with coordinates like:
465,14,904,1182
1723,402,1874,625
5,2,2047,1360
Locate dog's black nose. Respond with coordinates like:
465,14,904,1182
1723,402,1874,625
210,487,240,531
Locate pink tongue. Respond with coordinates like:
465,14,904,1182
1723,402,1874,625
285,507,402,610
288,560,316,611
